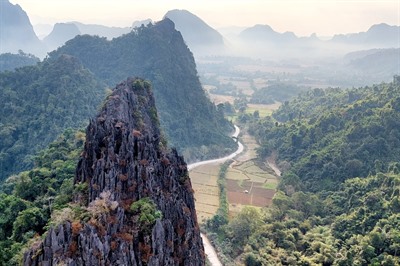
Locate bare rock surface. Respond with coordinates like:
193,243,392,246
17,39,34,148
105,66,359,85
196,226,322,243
24,78,205,266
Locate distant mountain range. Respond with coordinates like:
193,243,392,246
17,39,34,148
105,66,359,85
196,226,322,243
238,23,399,48
344,48,400,78
43,22,135,51
332,23,400,47
239,24,300,43
0,0,398,60
233,22,399,59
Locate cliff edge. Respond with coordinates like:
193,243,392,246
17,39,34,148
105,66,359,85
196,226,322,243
23,77,205,265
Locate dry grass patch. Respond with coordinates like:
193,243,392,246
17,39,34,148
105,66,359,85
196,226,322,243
189,164,221,224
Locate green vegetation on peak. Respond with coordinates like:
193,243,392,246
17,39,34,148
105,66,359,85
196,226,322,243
48,19,236,163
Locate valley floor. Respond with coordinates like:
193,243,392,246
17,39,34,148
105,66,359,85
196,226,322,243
189,127,279,223
189,125,280,265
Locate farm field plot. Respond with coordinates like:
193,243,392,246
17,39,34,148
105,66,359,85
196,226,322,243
189,164,220,224
226,161,277,205
225,129,279,214
226,179,275,206
246,103,281,117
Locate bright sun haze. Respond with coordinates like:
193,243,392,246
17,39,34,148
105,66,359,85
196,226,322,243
9,0,400,36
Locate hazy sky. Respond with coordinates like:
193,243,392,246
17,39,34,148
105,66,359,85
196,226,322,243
10,0,400,36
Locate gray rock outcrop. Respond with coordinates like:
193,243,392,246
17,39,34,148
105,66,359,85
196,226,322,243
24,77,205,265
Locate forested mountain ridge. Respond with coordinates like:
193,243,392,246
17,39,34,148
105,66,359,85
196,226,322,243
48,18,235,162
250,79,400,191
0,55,105,181
0,51,39,72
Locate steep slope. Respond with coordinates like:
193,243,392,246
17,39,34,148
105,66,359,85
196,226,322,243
164,9,225,55
43,23,81,51
0,55,104,182
48,19,235,162
24,77,205,265
0,0,45,57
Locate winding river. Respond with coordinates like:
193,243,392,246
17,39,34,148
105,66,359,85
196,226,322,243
188,125,244,266
188,125,243,171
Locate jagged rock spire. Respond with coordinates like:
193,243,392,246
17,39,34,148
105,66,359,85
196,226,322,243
24,78,205,265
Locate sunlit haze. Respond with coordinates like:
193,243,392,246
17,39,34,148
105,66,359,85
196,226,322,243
9,0,400,37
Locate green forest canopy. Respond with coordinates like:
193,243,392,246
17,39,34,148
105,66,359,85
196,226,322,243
0,51,39,72
250,81,400,191
0,55,104,182
0,129,84,265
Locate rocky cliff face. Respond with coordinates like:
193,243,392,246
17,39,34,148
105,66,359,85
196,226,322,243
0,0,45,57
23,78,205,265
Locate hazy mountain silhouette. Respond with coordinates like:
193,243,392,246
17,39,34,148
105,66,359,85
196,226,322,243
0,0,45,57
231,22,400,59
235,24,322,59
43,23,81,51
239,24,300,44
164,9,225,55
71,22,132,39
332,23,400,48
43,22,134,52
345,48,400,80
